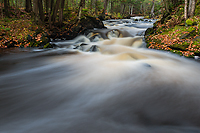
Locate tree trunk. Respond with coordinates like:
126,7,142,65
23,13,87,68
110,1,113,14
184,0,188,20
188,0,196,17
33,0,39,23
120,3,125,15
151,0,155,18
25,0,32,13
140,4,143,15
7,0,10,6
78,0,85,20
102,0,108,15
121,4,125,15
38,0,45,22
45,0,48,14
4,0,9,17
59,0,66,24
51,0,54,12
188,0,192,15
48,0,52,29
131,5,133,15
52,0,61,23
95,0,98,15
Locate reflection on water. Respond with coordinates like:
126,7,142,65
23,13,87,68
1,18,200,133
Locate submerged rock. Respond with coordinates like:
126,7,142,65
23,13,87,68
90,45,100,52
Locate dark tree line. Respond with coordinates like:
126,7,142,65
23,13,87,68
2,0,198,24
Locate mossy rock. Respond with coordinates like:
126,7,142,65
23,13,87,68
145,28,154,36
169,42,189,51
179,27,197,39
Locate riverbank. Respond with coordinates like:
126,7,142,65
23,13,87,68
1,5,137,49
145,4,200,58
0,7,106,49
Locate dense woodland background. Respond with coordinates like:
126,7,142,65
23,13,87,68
1,0,199,29
0,0,183,24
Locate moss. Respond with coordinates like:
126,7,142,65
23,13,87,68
145,28,154,36
186,19,193,26
170,50,183,56
43,42,53,48
170,42,189,51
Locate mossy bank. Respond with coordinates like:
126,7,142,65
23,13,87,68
145,3,200,58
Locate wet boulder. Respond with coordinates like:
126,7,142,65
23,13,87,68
49,16,106,41
90,45,100,52
78,16,106,31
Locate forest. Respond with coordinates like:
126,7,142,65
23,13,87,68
0,0,200,58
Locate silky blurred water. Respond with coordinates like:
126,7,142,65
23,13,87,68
1,18,200,133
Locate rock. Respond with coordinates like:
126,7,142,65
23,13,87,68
90,45,100,52
144,27,154,37
180,30,196,39
79,16,106,30
49,16,106,41
27,35,32,41
169,43,189,51
143,63,151,68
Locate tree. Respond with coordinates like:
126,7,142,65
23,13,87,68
78,0,85,20
188,0,196,17
59,0,66,24
103,0,109,15
4,0,9,17
25,0,32,13
33,0,39,22
38,0,45,22
52,0,61,23
95,0,98,14
151,0,155,18
184,0,188,20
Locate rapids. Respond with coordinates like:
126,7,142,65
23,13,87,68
1,17,200,133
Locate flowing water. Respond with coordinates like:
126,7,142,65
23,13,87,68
1,17,200,133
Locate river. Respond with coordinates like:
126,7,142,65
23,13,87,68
1,17,200,133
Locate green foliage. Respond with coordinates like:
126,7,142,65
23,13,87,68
176,5,184,16
117,13,122,19
170,50,183,56
81,8,91,17
186,19,193,26
170,42,190,51
195,4,200,15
